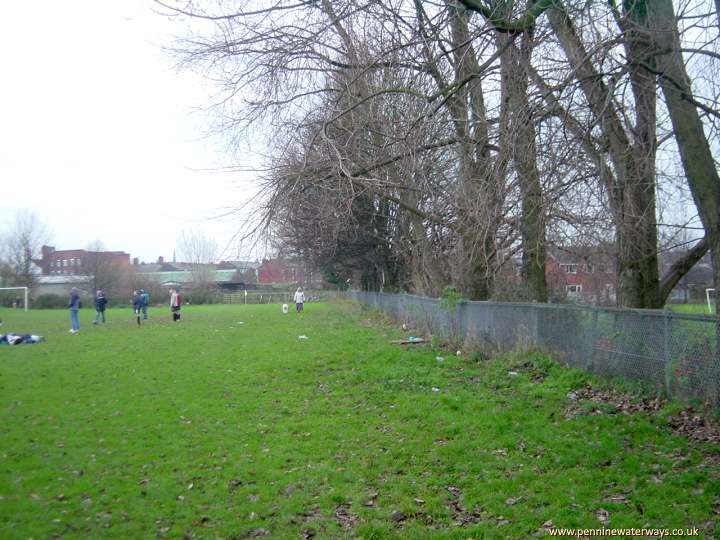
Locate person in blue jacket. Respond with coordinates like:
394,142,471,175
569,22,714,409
68,287,81,334
93,289,108,324
132,290,143,326
140,289,150,320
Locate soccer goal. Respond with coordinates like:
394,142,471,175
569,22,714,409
705,288,716,314
0,287,29,312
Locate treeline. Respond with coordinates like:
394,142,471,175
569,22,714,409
159,0,720,308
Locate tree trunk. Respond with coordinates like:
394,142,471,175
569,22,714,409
547,5,660,308
645,0,720,404
499,29,547,302
448,2,498,300
648,0,720,312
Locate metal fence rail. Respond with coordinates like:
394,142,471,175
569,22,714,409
351,291,720,406
223,290,349,305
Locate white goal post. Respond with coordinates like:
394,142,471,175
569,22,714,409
706,288,716,314
0,287,29,312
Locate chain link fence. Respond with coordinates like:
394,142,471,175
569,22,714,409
223,290,349,305
352,291,720,406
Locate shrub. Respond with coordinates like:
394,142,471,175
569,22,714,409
33,294,67,309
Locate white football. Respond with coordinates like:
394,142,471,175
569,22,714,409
282,303,289,314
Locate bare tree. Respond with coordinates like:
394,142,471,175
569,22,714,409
155,0,719,309
84,240,131,299
177,229,218,265
0,210,51,290
177,229,219,293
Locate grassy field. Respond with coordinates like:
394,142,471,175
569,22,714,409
665,303,715,315
1,303,718,539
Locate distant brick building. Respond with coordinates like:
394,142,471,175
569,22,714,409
39,245,130,276
546,246,617,304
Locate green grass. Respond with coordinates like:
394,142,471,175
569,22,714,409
1,303,718,539
666,303,715,315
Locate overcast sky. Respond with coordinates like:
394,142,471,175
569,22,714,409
0,1,261,263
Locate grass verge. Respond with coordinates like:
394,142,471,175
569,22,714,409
0,303,718,539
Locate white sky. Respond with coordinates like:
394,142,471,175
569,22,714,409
0,1,262,263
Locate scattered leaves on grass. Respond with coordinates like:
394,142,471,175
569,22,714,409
293,507,322,525
533,520,555,536
595,508,610,524
334,503,359,529
446,486,462,497
390,511,407,523
301,528,316,539
228,478,243,491
566,384,665,416
246,527,269,537
445,485,485,525
603,493,629,504
191,516,211,527
667,408,720,444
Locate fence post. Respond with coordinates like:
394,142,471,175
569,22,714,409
663,311,671,396
589,307,598,371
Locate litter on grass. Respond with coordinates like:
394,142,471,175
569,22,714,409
298,335,309,340
436,356,445,362
507,371,519,376
391,336,426,345
431,387,440,392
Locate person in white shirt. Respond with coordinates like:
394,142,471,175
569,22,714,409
170,288,182,322
293,287,305,313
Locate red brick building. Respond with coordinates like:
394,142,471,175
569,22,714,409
546,247,617,304
39,245,130,276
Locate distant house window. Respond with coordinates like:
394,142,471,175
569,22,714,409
560,264,577,274
63,259,68,267
566,284,582,294
585,264,594,273
598,264,607,272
